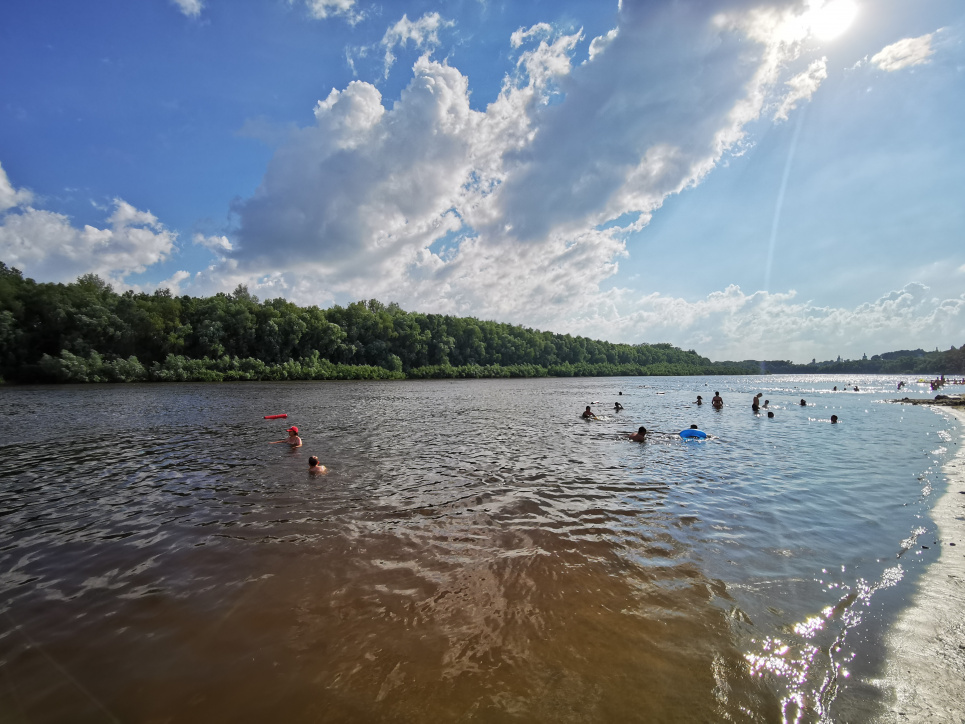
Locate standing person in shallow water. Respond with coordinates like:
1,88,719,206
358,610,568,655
712,392,723,409
582,406,596,419
271,426,302,447
752,393,761,411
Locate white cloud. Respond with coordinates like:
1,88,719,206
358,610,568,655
774,57,828,121
170,0,202,19
209,0,924,357
0,196,177,287
562,283,964,363
193,233,233,255
510,23,553,49
302,0,361,23
381,13,453,77
871,34,934,72
0,162,33,212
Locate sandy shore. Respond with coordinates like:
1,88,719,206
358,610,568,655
874,406,965,723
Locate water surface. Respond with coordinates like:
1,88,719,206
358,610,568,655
0,375,957,722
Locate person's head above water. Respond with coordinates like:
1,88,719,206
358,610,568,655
690,424,699,429
309,456,319,467
831,415,838,423
287,426,299,434
638,426,647,434
767,411,775,418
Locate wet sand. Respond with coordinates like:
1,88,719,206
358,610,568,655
875,406,965,723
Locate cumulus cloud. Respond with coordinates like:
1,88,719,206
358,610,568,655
193,232,233,255
0,162,33,212
562,283,964,363
210,0,909,352
871,34,934,71
381,13,453,77
170,0,202,19
0,195,177,287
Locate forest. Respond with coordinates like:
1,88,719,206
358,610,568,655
0,262,749,384
728,348,965,376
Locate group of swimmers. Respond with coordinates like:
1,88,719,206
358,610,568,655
270,426,327,474
591,388,841,442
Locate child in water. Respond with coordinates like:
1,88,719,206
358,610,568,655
308,456,327,474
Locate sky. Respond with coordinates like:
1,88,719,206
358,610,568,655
1,0,963,363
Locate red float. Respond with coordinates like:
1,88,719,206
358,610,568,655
264,414,288,419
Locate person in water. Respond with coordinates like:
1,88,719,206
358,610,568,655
629,426,647,442
614,402,624,411
695,395,703,405
762,399,769,408
799,399,807,406
830,415,838,424
582,406,596,419
271,426,302,447
308,455,327,473
767,411,775,418
751,393,761,411
712,392,723,409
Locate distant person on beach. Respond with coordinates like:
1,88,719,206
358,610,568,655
614,402,623,411
308,456,327,473
696,395,703,405
582,406,596,419
831,415,838,424
767,411,775,418
712,392,723,409
271,426,302,447
629,426,647,442
799,399,807,406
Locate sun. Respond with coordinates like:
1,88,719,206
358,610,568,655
807,0,859,41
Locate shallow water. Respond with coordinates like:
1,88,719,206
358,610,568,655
0,375,958,722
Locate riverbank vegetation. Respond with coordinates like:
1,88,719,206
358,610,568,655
0,263,749,383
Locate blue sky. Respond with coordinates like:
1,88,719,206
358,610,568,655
1,0,962,362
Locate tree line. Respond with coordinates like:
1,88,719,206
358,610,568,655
0,262,750,384
726,348,965,376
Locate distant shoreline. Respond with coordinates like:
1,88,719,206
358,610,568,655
873,406,965,722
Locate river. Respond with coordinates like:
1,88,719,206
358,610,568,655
0,375,958,722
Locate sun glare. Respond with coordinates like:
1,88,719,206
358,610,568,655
808,0,859,41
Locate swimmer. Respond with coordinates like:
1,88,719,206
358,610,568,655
696,395,703,405
830,415,838,424
308,455,327,473
762,399,769,408
767,411,775,418
271,426,302,447
629,426,647,442
614,402,624,411
689,424,699,429
799,399,807,406
833,386,838,391
712,391,723,409
582,406,596,419
853,386,859,392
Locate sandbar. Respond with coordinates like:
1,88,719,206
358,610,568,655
874,406,965,723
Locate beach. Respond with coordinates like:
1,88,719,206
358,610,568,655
876,406,965,723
